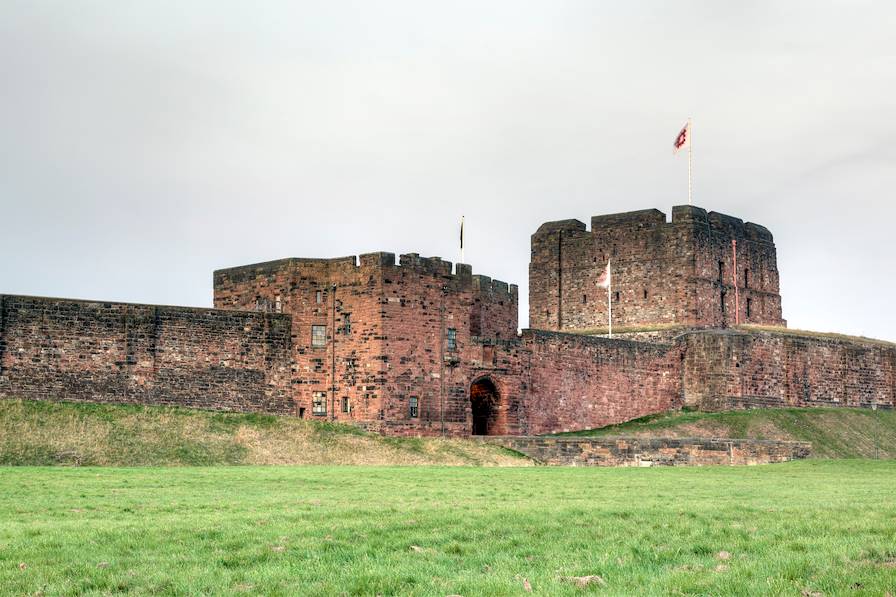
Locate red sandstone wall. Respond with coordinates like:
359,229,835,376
357,259,521,436
470,275,519,340
0,295,294,413
489,436,811,466
214,255,388,426
689,208,784,329
681,330,896,410
529,206,785,333
213,253,519,436
519,330,682,435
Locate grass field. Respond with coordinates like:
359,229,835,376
558,407,896,459
1,461,895,595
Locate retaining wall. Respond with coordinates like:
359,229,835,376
489,436,811,466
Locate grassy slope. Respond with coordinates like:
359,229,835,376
0,399,529,467
558,407,896,458
1,462,895,595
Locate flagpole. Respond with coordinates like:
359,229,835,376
687,117,692,205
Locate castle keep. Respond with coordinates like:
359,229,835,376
530,205,785,332
1,205,894,435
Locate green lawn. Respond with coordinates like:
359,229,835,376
1,462,895,595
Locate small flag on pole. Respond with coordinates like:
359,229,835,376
459,216,465,263
673,121,690,154
673,118,693,205
596,261,611,288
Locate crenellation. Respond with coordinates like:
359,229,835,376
591,208,666,229
744,222,774,242
707,211,744,233
471,275,491,290
359,252,396,267
671,204,708,223
534,219,586,235
454,263,473,279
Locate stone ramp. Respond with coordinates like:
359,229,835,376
480,436,811,467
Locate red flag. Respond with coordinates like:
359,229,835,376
673,121,690,154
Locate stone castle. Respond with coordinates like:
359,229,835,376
1,205,893,436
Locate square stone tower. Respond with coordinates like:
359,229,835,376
529,205,786,332
212,253,520,435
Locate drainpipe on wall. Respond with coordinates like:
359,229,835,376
732,239,740,326
0,295,6,376
331,283,337,422
557,230,563,331
439,285,446,436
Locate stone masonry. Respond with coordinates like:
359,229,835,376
485,436,812,466
529,205,786,332
0,295,293,413
1,204,893,437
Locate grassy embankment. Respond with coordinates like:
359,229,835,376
4,399,896,465
1,461,895,595
558,407,896,459
0,399,528,467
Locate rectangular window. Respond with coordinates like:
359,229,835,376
341,396,350,413
746,297,753,318
643,289,648,300
447,328,457,351
343,313,351,335
582,294,587,304
311,325,327,348
718,261,725,283
315,290,323,304
744,268,750,289
312,392,326,416
409,396,419,418
614,291,620,303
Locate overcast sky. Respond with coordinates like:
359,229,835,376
2,1,894,340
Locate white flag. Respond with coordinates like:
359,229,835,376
673,121,690,154
596,261,611,289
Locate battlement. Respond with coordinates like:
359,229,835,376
673,205,774,243
533,219,587,235
472,275,518,300
591,208,667,230
213,256,357,286
215,252,517,299
534,206,774,245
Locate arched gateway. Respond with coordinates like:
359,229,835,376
469,376,504,435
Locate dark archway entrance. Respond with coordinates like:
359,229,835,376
470,377,501,435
